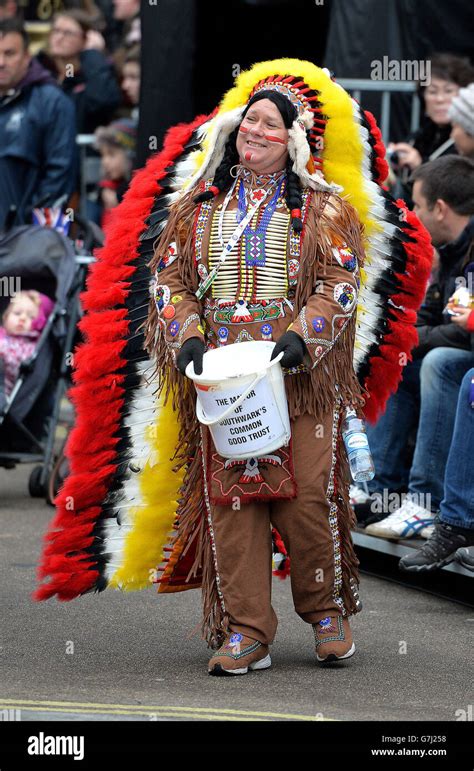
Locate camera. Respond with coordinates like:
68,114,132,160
387,149,400,166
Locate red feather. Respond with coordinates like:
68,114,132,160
271,527,291,580
362,198,433,424
364,110,389,184
33,112,212,602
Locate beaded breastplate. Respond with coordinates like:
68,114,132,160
194,179,311,301
208,207,290,302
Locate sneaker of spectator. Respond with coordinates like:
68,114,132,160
349,484,385,528
455,546,474,571
399,521,474,572
448,83,474,160
349,484,371,506
365,495,437,540
351,486,412,528
94,118,136,233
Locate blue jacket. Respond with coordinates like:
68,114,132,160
0,59,76,229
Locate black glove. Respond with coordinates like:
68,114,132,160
270,331,307,368
176,336,205,376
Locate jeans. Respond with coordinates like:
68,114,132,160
367,347,474,510
440,368,474,529
366,357,422,494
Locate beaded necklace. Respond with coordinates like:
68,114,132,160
237,174,286,268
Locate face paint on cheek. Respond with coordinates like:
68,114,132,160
263,133,287,145
240,125,254,158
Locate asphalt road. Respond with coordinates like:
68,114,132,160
1,463,473,722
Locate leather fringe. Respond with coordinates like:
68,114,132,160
333,415,361,616
287,192,368,420
143,187,366,646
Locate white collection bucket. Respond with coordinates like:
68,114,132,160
186,341,291,460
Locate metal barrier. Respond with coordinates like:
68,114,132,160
338,79,420,145
76,134,97,219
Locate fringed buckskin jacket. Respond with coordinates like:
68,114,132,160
143,176,367,646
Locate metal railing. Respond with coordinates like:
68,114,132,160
76,134,97,219
338,79,420,145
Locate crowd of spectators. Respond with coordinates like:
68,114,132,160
0,1,139,232
353,52,474,574
387,53,474,201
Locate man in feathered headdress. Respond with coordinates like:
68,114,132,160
143,62,431,675
34,60,432,678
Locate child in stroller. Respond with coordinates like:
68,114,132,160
0,219,99,501
0,291,54,411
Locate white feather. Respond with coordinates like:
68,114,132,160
351,100,406,370
102,359,157,581
287,119,342,194
180,106,245,194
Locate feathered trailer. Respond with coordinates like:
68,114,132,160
33,60,432,636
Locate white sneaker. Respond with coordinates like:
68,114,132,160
420,524,436,539
349,484,371,505
365,497,436,540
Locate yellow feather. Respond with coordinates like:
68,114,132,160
189,59,381,236
109,385,183,591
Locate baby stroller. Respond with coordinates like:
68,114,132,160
0,219,99,502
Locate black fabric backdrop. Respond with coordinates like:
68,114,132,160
137,0,330,168
137,0,196,168
137,0,474,166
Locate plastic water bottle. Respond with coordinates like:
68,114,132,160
341,408,375,482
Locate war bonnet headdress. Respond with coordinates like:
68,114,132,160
175,62,344,198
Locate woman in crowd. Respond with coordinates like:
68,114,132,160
37,8,121,134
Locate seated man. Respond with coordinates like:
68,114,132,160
354,156,474,539
399,367,474,570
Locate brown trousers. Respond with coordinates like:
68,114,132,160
206,408,360,645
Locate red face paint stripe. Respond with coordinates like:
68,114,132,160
263,134,287,144
240,125,286,145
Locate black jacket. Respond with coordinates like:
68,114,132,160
412,117,457,163
37,49,121,134
0,59,76,229
414,217,474,356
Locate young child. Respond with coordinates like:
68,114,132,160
94,118,137,234
121,45,140,121
0,290,54,402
